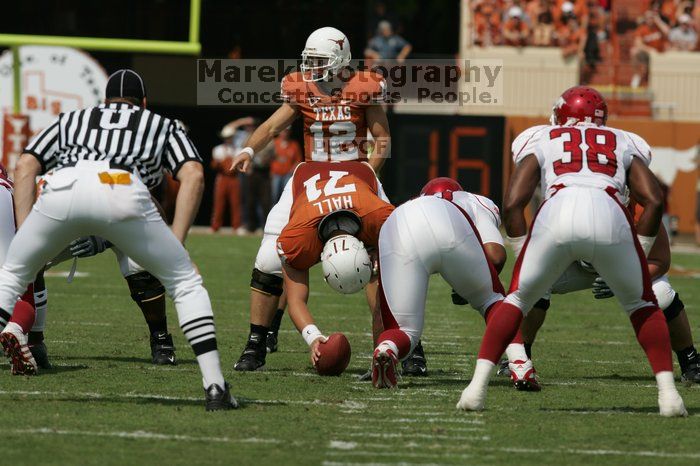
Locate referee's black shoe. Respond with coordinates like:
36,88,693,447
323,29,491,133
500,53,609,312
234,336,266,371
150,331,177,365
402,341,428,376
205,382,238,411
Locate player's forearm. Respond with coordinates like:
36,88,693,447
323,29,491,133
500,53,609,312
283,265,314,333
244,123,277,154
171,164,204,243
14,154,41,227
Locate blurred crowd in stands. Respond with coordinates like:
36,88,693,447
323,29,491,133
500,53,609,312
209,118,301,235
470,1,700,85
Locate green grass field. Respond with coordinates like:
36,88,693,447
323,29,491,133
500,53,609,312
2,234,700,465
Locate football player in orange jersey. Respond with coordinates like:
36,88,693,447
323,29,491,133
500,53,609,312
276,161,393,366
230,27,392,371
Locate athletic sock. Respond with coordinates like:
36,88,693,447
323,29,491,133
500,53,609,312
270,309,285,334
32,287,48,333
524,342,533,359
477,302,523,363
675,345,698,373
377,329,411,359
249,324,269,347
630,306,673,374
139,294,168,335
196,350,226,388
9,300,35,334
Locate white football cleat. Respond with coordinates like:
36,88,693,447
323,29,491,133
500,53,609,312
456,383,487,411
0,322,38,375
658,390,688,417
509,359,541,392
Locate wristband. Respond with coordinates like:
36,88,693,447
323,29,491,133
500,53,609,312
301,324,324,347
507,235,527,259
240,146,255,159
637,235,656,257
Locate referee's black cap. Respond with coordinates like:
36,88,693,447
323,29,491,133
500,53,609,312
106,69,147,100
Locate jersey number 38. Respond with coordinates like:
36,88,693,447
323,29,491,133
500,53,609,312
550,127,618,177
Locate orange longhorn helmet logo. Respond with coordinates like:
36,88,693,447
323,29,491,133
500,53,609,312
328,38,345,50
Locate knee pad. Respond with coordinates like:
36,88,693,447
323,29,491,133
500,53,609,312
652,277,675,311
534,298,551,312
126,272,166,304
662,293,684,323
250,268,283,296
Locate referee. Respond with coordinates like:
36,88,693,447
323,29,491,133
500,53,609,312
0,69,237,411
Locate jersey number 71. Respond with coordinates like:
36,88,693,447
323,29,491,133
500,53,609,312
550,127,617,177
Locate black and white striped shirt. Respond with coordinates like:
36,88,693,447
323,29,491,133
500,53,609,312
24,102,201,189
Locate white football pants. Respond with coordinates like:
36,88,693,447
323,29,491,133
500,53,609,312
0,162,213,330
378,196,504,349
506,186,656,315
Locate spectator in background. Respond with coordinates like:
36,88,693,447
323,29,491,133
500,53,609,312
557,6,585,59
270,128,302,204
532,10,557,46
503,6,530,46
668,14,698,50
210,122,246,233
631,10,669,88
365,20,412,64
367,1,400,39
473,0,503,46
244,141,274,234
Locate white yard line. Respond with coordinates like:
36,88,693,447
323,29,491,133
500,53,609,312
6,427,278,444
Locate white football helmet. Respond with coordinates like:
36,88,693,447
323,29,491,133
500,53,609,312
300,27,351,82
321,234,371,294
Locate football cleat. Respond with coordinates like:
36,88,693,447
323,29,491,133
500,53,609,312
0,322,38,375
372,345,399,389
205,382,239,411
150,331,177,365
496,358,509,377
401,341,428,376
266,331,278,354
509,359,541,391
680,358,700,385
29,341,53,370
234,338,266,371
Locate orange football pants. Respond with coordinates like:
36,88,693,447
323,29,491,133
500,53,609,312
211,174,241,231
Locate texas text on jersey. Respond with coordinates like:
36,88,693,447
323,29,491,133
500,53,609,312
281,71,387,162
277,161,394,270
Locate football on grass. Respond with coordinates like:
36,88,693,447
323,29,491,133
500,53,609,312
316,333,351,376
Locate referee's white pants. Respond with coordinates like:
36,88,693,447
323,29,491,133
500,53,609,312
0,163,213,331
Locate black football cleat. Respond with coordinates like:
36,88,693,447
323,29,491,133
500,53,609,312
451,289,469,306
496,358,510,376
401,341,427,377
681,356,700,385
205,382,238,411
150,331,177,365
29,341,53,370
234,337,266,371
266,331,278,354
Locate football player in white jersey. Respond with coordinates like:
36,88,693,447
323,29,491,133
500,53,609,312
457,86,687,416
372,178,535,389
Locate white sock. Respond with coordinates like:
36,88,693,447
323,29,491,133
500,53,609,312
472,359,496,386
196,350,225,388
505,343,528,363
31,289,48,332
655,371,677,395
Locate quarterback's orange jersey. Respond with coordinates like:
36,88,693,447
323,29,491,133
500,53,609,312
281,71,386,162
278,161,394,270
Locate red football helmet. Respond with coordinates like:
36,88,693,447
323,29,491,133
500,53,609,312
420,177,464,201
551,86,607,126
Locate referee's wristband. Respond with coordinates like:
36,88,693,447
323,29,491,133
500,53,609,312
301,324,324,347
240,146,255,159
